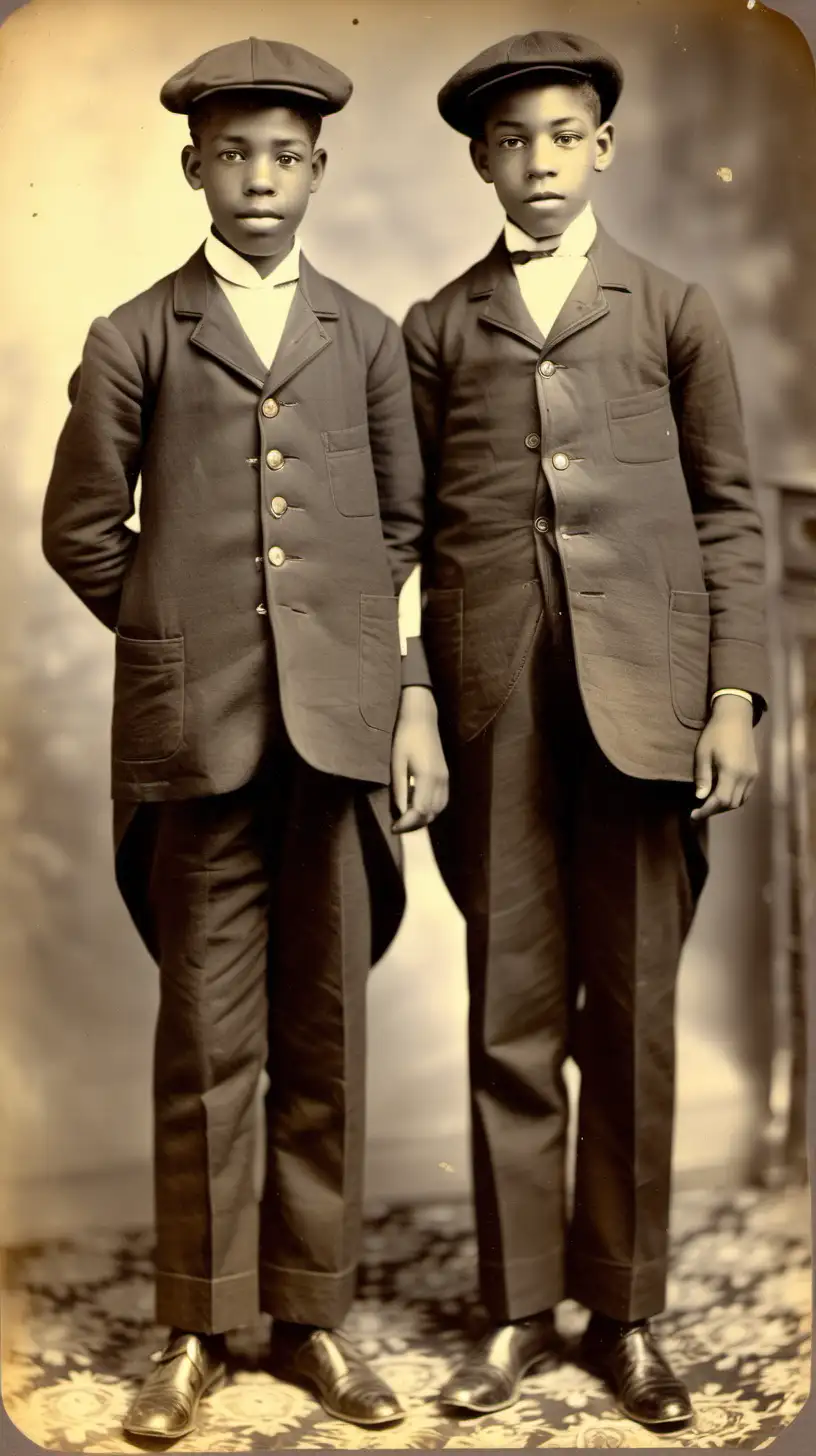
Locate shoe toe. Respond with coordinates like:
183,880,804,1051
441,1372,509,1411
658,1393,692,1424
125,1401,188,1438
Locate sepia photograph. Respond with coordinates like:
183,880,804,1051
0,0,813,1450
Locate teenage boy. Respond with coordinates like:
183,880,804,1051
403,29,766,1430
43,36,447,1440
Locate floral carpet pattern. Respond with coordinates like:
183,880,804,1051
1,1187,812,1451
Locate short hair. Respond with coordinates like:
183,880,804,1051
474,75,602,139
188,90,323,148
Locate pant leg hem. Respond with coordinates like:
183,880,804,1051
155,1268,259,1334
480,1251,565,1323
566,1251,667,1321
259,1259,358,1327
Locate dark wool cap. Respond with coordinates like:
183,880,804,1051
438,30,623,136
161,37,353,116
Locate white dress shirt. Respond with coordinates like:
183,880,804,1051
505,202,598,341
205,230,301,370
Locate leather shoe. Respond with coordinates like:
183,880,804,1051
579,1315,692,1427
123,1330,226,1440
270,1325,405,1427
440,1313,559,1414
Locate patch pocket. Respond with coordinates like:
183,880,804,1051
359,594,401,731
323,423,377,517
668,591,710,728
607,384,678,464
112,632,185,763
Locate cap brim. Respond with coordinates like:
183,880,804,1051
440,61,618,135
163,80,348,116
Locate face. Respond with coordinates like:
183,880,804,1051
182,99,325,263
471,82,614,239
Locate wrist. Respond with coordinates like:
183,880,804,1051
399,684,437,718
710,693,753,721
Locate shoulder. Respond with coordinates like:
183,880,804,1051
402,250,498,358
406,254,490,325
302,260,395,345
106,267,181,337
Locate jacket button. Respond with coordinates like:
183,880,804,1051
525,432,541,451
534,517,549,534
271,495,288,517
262,397,279,418
266,449,285,470
539,360,556,378
268,546,286,567
256,603,268,615
552,451,570,470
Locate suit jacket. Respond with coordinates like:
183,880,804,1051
403,224,768,783
43,247,429,801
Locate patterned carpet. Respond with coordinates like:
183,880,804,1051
1,1186,811,1451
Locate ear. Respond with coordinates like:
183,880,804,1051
469,136,493,185
182,144,203,192
593,121,615,173
310,146,327,194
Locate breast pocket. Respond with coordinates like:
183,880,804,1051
607,384,678,464
323,423,378,517
112,632,185,763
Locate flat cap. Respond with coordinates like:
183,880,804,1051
160,36,352,116
438,30,623,136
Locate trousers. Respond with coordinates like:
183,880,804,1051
431,554,708,1323
144,736,387,1334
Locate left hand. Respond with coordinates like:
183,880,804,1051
691,694,758,821
391,686,449,834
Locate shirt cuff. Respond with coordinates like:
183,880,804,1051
711,687,764,725
401,635,432,689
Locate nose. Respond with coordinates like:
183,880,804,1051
245,157,276,194
527,137,558,178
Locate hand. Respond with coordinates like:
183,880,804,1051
391,686,449,834
691,695,758,821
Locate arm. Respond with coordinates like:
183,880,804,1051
668,283,768,708
42,317,144,631
668,284,767,817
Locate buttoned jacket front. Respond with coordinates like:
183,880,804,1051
43,247,426,800
403,224,768,783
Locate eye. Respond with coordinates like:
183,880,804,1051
555,132,585,148
219,149,244,163
498,137,526,150
278,153,302,167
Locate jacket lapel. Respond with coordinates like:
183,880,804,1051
545,223,634,350
174,247,268,389
173,247,339,394
470,238,545,351
469,223,635,354
264,255,338,395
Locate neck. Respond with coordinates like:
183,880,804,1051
213,228,295,279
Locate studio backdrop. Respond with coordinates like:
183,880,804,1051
0,0,813,1238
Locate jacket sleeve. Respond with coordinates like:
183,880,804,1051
367,313,431,688
42,317,144,632
668,284,768,710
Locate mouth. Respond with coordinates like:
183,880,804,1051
235,210,284,221
525,191,564,204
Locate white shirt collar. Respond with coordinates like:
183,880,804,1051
204,230,301,290
504,203,597,260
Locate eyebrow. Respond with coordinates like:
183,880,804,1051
491,115,588,129
212,132,308,147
